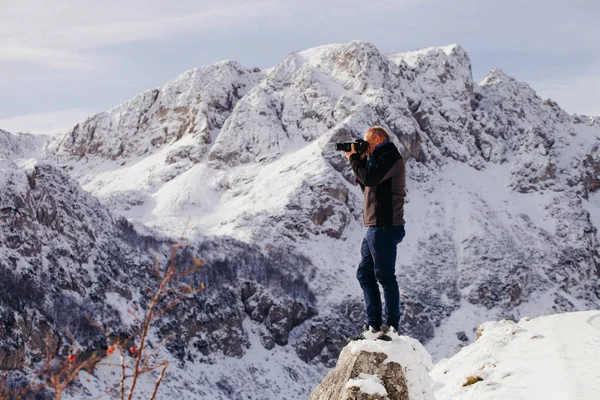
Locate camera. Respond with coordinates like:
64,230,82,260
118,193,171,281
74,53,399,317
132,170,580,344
335,139,369,153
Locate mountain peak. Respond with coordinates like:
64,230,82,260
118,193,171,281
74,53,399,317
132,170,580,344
388,43,468,68
480,67,513,85
2,39,600,400
46,59,261,165
298,40,381,61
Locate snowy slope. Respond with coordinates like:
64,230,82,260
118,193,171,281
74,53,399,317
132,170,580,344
431,310,600,400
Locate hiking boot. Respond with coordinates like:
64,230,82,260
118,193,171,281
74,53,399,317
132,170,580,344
383,324,400,334
376,325,393,341
361,325,384,340
348,325,394,342
348,325,382,342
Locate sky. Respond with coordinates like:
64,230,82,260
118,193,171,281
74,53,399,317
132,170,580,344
1,0,598,134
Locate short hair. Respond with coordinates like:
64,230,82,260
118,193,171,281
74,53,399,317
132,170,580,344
367,126,390,142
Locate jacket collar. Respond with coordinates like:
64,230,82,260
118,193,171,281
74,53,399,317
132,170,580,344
369,141,393,163
373,141,391,153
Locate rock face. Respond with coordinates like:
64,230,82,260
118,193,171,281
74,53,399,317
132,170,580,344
311,349,408,400
0,158,154,371
310,333,434,400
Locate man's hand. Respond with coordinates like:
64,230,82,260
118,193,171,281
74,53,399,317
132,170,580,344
345,144,357,160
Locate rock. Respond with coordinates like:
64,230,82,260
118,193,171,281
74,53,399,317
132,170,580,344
309,334,434,400
260,330,276,351
242,282,275,323
266,302,317,346
456,331,469,343
295,325,327,362
310,348,405,400
583,148,600,199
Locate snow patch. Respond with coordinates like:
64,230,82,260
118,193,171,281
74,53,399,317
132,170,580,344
345,373,387,396
388,44,460,67
431,311,600,400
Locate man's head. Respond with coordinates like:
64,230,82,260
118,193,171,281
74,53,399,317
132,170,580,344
363,126,390,156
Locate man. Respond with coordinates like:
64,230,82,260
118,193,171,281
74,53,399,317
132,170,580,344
346,126,406,336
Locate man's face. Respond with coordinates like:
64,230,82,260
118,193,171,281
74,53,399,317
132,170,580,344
363,132,382,156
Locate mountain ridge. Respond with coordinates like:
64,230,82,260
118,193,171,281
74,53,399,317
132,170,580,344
1,40,598,399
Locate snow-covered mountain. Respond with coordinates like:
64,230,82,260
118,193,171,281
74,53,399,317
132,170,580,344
1,40,599,399
0,129,47,160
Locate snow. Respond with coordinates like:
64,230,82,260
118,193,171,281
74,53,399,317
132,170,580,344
104,292,138,327
583,191,600,234
0,159,18,188
0,129,47,159
431,310,600,400
0,158,31,197
345,373,388,396
388,44,460,67
348,332,434,400
424,301,488,363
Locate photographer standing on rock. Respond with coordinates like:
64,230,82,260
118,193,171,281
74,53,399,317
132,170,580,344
345,126,406,337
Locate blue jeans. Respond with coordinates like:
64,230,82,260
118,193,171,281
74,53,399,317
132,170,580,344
356,225,405,330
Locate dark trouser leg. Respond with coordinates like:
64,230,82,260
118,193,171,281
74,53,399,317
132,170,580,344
368,226,402,329
356,229,382,329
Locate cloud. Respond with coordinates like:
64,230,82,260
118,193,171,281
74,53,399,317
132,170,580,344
0,0,280,70
0,0,440,71
0,108,98,135
3,0,597,70
0,45,100,70
0,0,598,118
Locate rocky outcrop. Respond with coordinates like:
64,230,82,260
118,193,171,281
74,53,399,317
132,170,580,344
310,333,434,400
313,350,408,400
583,145,600,198
0,159,150,370
293,300,366,367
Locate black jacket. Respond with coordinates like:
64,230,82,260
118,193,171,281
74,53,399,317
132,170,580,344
350,142,406,226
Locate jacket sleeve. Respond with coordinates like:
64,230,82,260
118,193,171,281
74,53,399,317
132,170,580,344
349,152,397,187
